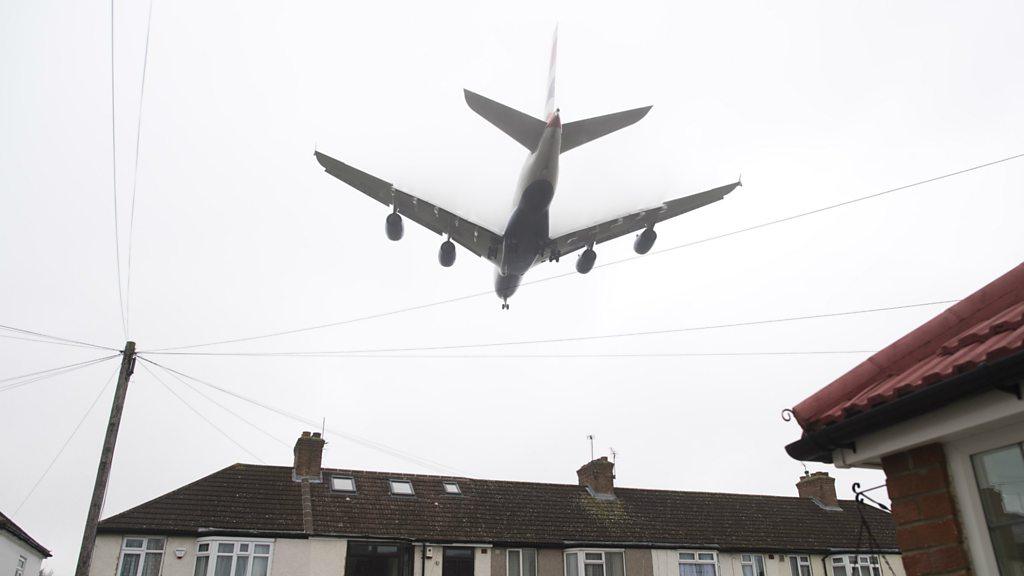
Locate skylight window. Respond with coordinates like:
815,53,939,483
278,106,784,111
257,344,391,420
331,476,356,492
442,481,461,494
389,479,414,495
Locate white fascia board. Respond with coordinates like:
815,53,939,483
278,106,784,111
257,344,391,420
831,389,1024,468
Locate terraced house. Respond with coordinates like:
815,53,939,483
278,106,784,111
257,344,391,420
91,432,904,576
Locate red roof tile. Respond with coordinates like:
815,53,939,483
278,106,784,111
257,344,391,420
792,262,1024,432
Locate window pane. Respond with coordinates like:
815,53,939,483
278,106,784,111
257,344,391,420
147,540,165,551
604,552,623,576
680,567,715,576
697,554,714,562
126,539,145,549
443,482,461,494
218,544,234,554
741,568,753,576
120,553,141,576
833,568,847,576
800,567,810,576
251,558,268,576
193,557,210,576
584,564,604,576
523,550,537,576
565,554,578,576
199,544,210,553
234,556,249,576
788,558,797,576
332,477,356,492
584,553,603,562
509,550,521,576
754,556,764,576
239,544,250,553
254,545,270,555
141,553,162,576
214,557,233,576
390,480,414,495
679,553,695,561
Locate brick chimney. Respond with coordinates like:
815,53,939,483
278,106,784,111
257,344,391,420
577,457,615,496
293,431,325,482
796,471,839,508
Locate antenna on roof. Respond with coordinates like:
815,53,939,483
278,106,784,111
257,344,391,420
321,417,326,437
587,434,594,461
609,447,617,463
801,461,809,475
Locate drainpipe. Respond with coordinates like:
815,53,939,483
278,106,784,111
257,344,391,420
420,543,427,576
821,555,830,576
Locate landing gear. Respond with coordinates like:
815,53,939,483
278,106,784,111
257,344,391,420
501,299,510,310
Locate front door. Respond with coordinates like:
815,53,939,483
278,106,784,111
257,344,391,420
443,548,475,576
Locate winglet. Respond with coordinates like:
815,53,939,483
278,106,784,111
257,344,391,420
738,173,743,187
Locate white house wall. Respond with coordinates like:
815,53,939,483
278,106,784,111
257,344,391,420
653,549,905,576
1,531,45,576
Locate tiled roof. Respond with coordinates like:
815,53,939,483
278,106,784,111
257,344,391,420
1,509,51,557
792,262,1024,432
98,464,897,553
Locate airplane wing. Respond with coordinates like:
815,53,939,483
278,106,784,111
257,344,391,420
544,181,742,260
314,151,503,262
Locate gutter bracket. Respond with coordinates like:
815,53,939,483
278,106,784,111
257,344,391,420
995,380,1022,400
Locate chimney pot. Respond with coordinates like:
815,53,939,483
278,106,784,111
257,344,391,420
796,471,839,508
293,431,326,482
577,456,615,496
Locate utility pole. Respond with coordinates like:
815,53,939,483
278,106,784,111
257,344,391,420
75,341,136,576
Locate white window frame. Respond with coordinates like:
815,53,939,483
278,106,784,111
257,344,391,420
739,554,765,576
563,549,625,576
389,479,415,495
193,537,274,576
118,536,165,576
331,475,356,492
677,551,717,576
506,549,537,576
442,481,461,494
829,555,880,576
787,555,811,576
946,418,1024,576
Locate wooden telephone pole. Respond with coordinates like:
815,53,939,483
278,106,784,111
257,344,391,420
75,341,136,576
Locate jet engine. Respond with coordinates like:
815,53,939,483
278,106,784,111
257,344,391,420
633,227,657,254
385,213,404,241
438,239,456,267
576,247,596,274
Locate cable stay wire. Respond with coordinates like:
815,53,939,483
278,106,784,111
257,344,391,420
0,333,118,352
0,354,121,390
109,0,128,339
0,357,119,394
149,361,290,449
146,151,1024,354
162,350,877,360
0,323,120,351
139,361,267,464
144,299,956,358
137,357,468,475
14,364,120,515
124,0,156,337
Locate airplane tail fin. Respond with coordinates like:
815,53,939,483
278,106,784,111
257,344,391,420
464,89,546,151
544,25,558,120
560,106,653,153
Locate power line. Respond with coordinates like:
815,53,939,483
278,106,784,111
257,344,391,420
0,333,116,352
0,355,121,390
0,324,119,351
14,364,120,515
110,0,127,339
144,299,956,357
149,361,290,449
139,361,266,463
138,357,467,475
146,151,1023,353
125,0,156,338
146,350,876,360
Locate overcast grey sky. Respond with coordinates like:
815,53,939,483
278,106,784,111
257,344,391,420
2,1,1023,574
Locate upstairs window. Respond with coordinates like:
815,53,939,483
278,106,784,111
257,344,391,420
787,556,811,576
331,476,356,492
389,479,414,495
194,541,272,576
564,551,623,576
831,555,881,576
119,537,164,576
442,481,461,494
507,550,537,576
678,551,717,576
740,555,765,576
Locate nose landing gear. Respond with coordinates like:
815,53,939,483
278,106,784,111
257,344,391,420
501,298,510,310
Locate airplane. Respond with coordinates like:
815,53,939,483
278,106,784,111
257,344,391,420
315,30,741,309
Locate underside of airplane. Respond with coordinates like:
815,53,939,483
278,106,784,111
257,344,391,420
315,30,741,309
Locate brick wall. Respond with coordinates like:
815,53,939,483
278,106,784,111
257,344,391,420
882,443,971,576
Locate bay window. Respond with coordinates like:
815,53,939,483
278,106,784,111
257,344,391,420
678,551,717,576
194,540,272,576
564,550,624,576
119,537,164,576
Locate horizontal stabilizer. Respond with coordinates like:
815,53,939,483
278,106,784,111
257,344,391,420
561,106,652,153
464,89,547,151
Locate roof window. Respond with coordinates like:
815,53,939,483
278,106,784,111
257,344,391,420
442,481,461,494
389,479,414,495
331,476,356,492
